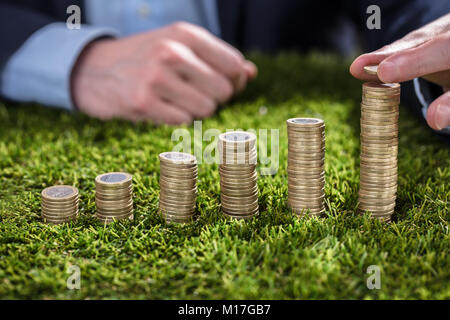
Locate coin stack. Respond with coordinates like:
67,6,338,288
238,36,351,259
287,118,326,217
41,185,79,224
95,172,134,223
359,81,400,222
219,131,259,220
159,152,197,223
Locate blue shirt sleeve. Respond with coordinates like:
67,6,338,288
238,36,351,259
0,22,118,110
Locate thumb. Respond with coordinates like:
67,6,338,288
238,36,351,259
426,91,450,130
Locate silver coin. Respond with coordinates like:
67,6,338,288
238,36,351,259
42,185,78,200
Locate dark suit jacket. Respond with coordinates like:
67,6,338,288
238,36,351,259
0,0,449,139
1,0,448,67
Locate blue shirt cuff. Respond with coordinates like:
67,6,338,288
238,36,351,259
0,22,118,110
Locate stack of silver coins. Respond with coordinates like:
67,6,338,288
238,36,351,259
159,152,198,223
219,131,259,220
287,118,326,217
358,81,400,222
41,185,79,224
95,172,134,223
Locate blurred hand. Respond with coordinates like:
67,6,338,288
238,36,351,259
350,13,450,131
71,22,257,124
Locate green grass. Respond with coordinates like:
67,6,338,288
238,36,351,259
0,53,449,299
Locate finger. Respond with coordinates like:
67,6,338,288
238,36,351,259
245,61,258,80
235,60,258,93
426,91,450,130
153,68,217,118
133,98,192,124
166,23,248,91
377,33,450,83
349,52,388,81
233,61,258,94
163,41,234,103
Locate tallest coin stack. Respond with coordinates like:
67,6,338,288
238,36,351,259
358,82,400,222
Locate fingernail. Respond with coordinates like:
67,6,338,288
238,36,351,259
379,61,398,82
434,104,450,130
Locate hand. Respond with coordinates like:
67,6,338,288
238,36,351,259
71,22,257,124
350,13,450,131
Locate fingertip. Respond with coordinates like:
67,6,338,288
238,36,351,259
427,96,450,130
244,60,258,80
426,103,439,130
349,56,363,78
428,101,450,131
350,54,376,80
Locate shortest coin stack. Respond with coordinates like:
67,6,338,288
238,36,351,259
219,131,259,220
287,118,326,217
41,185,79,224
159,152,198,223
95,172,134,223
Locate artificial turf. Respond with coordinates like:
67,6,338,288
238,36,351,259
0,53,448,299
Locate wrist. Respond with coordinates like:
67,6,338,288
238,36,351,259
70,38,115,110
